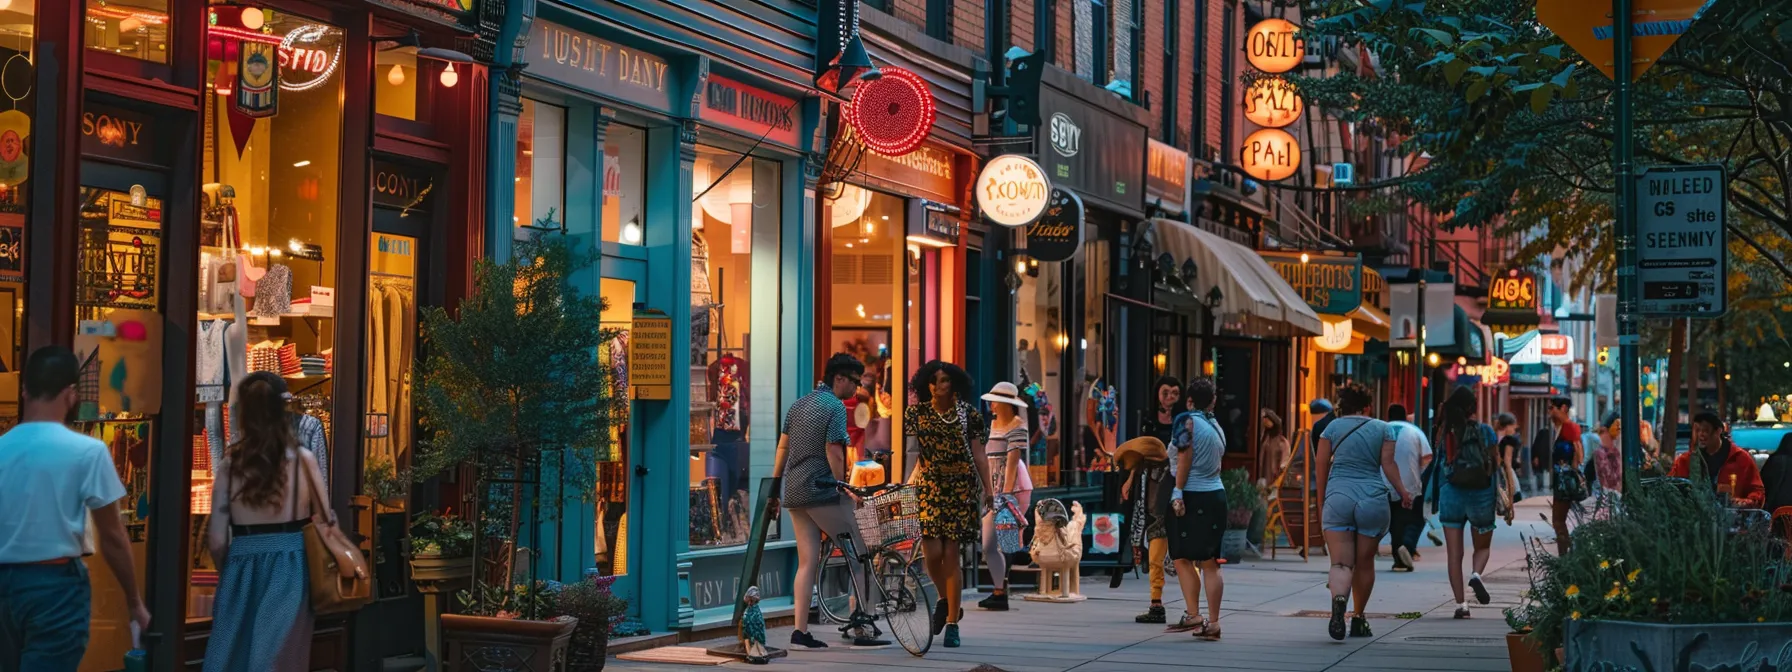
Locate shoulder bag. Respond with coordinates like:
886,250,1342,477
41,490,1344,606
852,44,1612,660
298,455,373,614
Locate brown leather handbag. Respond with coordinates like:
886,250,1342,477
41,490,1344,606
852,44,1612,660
299,456,373,614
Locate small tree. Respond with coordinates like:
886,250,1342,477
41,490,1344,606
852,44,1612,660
413,235,621,617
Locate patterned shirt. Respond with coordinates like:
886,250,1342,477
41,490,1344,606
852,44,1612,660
780,385,851,509
1170,410,1226,493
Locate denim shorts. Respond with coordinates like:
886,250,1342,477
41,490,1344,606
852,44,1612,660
1438,482,1497,534
1321,491,1391,538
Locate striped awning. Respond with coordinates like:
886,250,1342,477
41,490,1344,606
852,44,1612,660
1151,219,1323,335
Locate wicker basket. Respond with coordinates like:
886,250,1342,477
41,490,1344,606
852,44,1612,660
853,488,921,548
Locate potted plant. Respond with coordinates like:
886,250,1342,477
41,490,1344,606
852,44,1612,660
557,576,629,672
412,236,622,671
1220,468,1258,563
408,512,476,583
441,580,578,671
1502,606,1547,672
1521,478,1792,670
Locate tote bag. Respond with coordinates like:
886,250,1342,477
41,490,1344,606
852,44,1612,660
299,458,373,614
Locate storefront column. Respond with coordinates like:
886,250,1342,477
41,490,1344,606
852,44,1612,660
25,0,82,349
636,120,699,631
789,150,820,393
487,72,524,262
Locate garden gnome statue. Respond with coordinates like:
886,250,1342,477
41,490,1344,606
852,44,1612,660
1023,499,1088,602
740,586,768,664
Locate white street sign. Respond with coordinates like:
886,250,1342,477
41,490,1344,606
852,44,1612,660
1636,164,1726,317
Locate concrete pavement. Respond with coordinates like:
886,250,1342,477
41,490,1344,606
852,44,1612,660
609,500,1558,672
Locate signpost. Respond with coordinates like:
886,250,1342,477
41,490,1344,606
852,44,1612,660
1636,164,1727,317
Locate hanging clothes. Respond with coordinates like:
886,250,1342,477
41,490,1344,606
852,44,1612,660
196,319,230,403
690,231,712,366
707,353,749,433
381,282,414,464
251,263,292,318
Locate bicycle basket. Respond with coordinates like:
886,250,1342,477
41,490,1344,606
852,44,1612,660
854,487,922,548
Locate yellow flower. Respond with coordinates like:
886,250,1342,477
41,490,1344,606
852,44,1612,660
1571,611,1582,620
1599,561,1611,570
1627,568,1642,584
1605,585,1623,601
1566,585,1582,598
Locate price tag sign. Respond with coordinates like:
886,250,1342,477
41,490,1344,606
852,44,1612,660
1636,164,1726,317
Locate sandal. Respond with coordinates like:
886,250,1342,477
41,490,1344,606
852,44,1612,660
1193,622,1222,640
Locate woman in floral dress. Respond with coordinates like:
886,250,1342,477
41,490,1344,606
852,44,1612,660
905,361,990,648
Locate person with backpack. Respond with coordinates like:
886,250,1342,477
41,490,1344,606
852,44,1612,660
1433,386,1498,619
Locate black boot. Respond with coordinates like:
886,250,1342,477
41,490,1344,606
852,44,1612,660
977,591,1009,611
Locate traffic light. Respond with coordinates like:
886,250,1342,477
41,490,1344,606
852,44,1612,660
989,51,1046,128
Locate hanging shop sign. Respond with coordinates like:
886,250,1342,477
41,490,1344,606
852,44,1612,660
860,143,956,203
1240,128,1301,182
1637,163,1727,317
371,159,436,213
1245,18,1304,74
1258,251,1362,315
1242,76,1303,128
845,67,935,157
976,155,1051,227
1146,139,1189,215
1313,316,1356,353
81,105,160,166
1539,333,1573,366
630,308,672,400
529,20,673,114
1024,188,1085,263
1460,356,1510,386
1035,85,1147,214
1489,269,1539,311
703,75,799,148
275,24,342,93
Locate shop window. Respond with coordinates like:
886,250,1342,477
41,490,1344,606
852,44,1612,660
0,6,32,428
825,187,903,478
1013,258,1064,487
689,146,781,548
191,7,345,622
374,48,436,124
86,0,172,63
516,99,566,236
596,278,634,574
1075,231,1114,474
602,124,646,245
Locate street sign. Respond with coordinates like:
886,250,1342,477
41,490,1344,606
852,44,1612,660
1636,164,1726,317
1536,0,1714,81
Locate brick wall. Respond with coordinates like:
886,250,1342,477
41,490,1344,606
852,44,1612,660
1175,2,1194,148
1010,0,1035,52
891,0,928,33
952,4,984,55
1140,0,1163,138
1055,0,1075,70
1198,0,1229,157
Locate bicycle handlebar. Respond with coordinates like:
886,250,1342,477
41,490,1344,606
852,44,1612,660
813,478,903,499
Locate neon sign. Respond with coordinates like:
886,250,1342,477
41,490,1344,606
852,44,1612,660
277,24,342,92
1489,269,1538,311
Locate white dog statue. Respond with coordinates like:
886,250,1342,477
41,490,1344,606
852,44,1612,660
1023,499,1087,603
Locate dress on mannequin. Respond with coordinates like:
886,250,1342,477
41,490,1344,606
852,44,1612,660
689,231,713,366
706,353,749,504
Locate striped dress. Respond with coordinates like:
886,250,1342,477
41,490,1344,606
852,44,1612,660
985,423,1033,494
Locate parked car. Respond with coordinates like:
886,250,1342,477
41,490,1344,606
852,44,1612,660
1730,423,1791,470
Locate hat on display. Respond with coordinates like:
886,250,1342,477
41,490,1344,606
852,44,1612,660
1309,398,1334,414
980,381,1029,409
1113,436,1168,470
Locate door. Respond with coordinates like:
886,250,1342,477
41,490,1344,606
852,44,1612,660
598,257,647,609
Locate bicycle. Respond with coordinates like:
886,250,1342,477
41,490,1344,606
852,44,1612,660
810,479,935,656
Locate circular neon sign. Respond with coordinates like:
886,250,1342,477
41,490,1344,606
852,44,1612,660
975,155,1051,227
278,24,343,92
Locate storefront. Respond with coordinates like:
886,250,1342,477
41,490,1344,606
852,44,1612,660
1006,68,1148,510
483,0,822,632
16,0,491,669
813,8,983,485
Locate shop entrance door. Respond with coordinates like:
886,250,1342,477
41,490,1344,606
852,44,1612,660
597,260,645,608
355,159,441,670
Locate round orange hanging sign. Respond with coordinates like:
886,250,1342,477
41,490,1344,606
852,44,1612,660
1245,18,1304,74
1240,128,1301,182
1243,77,1303,128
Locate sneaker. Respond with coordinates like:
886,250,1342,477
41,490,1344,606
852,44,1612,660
1394,547,1414,569
1454,606,1471,619
1166,611,1204,633
1350,615,1373,638
1135,605,1167,624
978,592,1009,611
943,623,961,648
1427,528,1444,546
1328,596,1348,641
932,599,948,635
1469,575,1490,605
790,630,828,649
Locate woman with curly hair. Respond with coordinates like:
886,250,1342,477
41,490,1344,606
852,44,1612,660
1314,382,1407,641
905,360,991,648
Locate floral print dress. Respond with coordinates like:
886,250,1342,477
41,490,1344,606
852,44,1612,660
907,401,989,542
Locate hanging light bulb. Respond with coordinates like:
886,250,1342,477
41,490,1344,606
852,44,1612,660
240,6,265,30
387,64,406,86
439,62,458,88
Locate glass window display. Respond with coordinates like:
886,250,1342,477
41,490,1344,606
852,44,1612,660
602,124,647,245
516,99,566,235
86,0,172,64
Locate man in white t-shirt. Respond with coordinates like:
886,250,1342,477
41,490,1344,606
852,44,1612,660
0,346,150,671
1384,404,1432,572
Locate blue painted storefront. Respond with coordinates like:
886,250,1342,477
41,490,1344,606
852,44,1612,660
484,0,821,632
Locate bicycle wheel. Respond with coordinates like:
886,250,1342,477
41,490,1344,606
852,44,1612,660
872,549,933,656
816,538,854,625
902,543,939,612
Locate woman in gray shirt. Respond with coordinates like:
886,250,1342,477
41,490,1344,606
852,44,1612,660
1314,382,1410,641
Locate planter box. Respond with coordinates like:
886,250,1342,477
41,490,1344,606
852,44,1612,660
1507,632,1546,672
442,614,578,672
1565,619,1792,671
1220,529,1248,564
408,555,474,584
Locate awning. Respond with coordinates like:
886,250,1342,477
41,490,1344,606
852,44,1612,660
1152,219,1323,335
1427,306,1486,361
1347,303,1391,341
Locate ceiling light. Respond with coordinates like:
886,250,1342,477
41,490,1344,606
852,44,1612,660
621,219,643,244
387,64,406,86
292,160,311,167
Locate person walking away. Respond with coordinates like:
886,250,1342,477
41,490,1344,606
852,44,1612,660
1165,378,1227,640
977,382,1035,612
1315,383,1407,640
1383,405,1431,572
1126,377,1179,623
1670,411,1764,508
0,346,151,672
1493,413,1522,526
771,354,888,649
1431,387,1499,619
906,361,991,648
1761,434,1792,537
1545,397,1584,556
204,372,328,671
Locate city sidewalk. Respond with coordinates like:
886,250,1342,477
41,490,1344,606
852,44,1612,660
610,501,1557,672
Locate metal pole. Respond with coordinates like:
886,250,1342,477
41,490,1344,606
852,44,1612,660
1614,0,1643,473
1416,275,1427,435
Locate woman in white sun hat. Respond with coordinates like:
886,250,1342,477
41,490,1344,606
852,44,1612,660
976,381,1034,611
